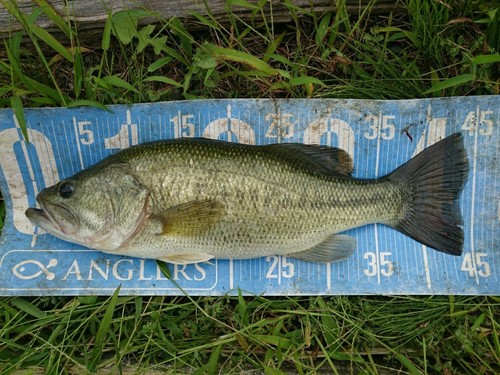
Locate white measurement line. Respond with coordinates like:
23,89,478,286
373,227,380,284
227,104,232,142
420,112,442,289
326,262,331,290
470,106,480,285
497,190,500,283
72,117,85,169
229,258,234,289
422,245,432,290
278,256,282,285
421,246,430,281
346,256,350,284
326,117,332,145
155,114,158,141
50,119,65,180
197,110,201,138
87,119,95,165
403,114,412,281
96,117,104,162
61,119,74,174
374,111,382,284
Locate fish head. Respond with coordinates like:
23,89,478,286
25,162,150,251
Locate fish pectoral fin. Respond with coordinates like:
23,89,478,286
151,199,224,236
289,234,356,263
159,253,214,265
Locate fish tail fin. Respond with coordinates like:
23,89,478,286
388,133,469,255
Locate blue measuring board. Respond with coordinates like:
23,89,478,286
0,97,499,296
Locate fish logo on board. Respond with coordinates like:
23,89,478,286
12,259,58,280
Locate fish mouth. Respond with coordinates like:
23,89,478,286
25,200,79,236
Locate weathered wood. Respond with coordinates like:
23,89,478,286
0,0,402,45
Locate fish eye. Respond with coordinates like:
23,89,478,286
59,181,75,198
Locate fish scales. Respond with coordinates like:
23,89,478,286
82,140,405,258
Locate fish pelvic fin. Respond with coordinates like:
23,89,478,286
388,133,469,255
289,234,356,262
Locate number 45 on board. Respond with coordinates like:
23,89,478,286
461,253,491,278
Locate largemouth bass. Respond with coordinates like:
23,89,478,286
25,133,469,264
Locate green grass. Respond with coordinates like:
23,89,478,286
1,295,499,374
0,0,499,373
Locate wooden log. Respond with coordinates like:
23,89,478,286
0,0,402,45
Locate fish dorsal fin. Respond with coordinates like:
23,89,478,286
264,143,353,176
289,234,356,262
151,199,224,236
159,253,214,264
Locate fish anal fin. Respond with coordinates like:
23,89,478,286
265,143,354,176
152,199,224,236
159,253,214,265
289,234,356,262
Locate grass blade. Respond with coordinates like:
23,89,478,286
154,41,190,65
102,13,112,51
422,73,474,95
206,45,279,76
156,260,171,279
188,10,220,30
88,286,121,371
30,25,74,63
10,298,47,319
67,100,112,112
289,76,326,87
147,56,173,72
102,76,140,93
10,96,29,141
144,76,183,87
32,0,71,37
206,343,223,374
396,353,421,375
472,54,500,65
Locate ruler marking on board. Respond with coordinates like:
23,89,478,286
422,246,432,290
326,261,331,289
229,258,234,290
278,256,282,286
72,117,85,170
403,114,410,281
421,109,431,288
374,111,382,285
394,114,403,284
495,109,499,284
469,106,479,285
61,118,73,175
50,119,65,183
94,117,101,164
